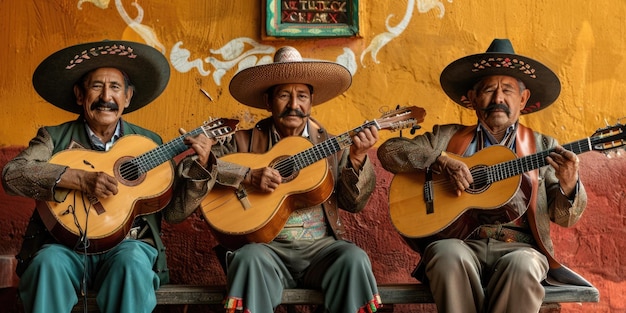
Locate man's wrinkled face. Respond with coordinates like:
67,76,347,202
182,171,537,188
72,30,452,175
74,67,133,128
467,75,530,130
266,83,313,134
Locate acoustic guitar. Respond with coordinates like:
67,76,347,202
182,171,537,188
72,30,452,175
37,118,238,254
200,106,426,250
389,123,626,241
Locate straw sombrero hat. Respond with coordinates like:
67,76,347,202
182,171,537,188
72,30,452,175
32,40,170,114
229,46,352,109
440,38,561,114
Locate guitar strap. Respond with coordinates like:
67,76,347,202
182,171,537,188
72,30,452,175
446,124,561,270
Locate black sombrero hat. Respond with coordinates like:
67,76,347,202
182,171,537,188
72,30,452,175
440,38,561,114
229,46,352,109
32,40,170,114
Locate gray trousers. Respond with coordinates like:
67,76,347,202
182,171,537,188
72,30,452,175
423,238,549,313
226,236,379,312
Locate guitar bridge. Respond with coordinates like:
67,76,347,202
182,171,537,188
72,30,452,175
235,186,252,210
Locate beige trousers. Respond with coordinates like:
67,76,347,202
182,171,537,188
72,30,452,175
422,238,549,313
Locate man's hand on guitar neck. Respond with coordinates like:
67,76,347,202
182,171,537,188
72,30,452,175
546,145,580,198
180,127,216,169
435,151,473,197
349,125,379,172
244,167,281,193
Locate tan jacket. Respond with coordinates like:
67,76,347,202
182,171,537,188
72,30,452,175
211,117,377,240
378,123,591,286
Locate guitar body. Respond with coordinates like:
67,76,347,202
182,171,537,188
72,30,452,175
37,135,175,254
389,146,522,239
200,136,335,250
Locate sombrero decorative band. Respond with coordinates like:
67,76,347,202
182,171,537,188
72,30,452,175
440,38,561,115
471,57,537,79
65,44,138,70
33,40,170,114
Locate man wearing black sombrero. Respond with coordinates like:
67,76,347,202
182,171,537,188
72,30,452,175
378,39,594,312
202,46,382,312
2,41,218,313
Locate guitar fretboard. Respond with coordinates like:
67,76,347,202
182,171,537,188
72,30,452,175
482,133,619,185
272,120,380,177
120,120,233,179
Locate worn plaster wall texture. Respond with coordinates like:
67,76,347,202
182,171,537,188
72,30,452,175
1,0,626,312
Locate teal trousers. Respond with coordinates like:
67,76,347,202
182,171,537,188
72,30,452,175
19,240,160,313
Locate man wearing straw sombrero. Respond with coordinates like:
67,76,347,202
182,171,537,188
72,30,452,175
211,46,381,312
2,40,218,313
378,39,594,312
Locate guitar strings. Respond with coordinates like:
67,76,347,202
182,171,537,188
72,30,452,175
116,122,233,181
428,145,587,191
270,137,344,177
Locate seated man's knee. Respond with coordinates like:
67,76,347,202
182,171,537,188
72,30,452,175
229,244,271,267
28,244,76,272
425,239,476,268
107,240,156,270
499,248,548,275
335,244,370,266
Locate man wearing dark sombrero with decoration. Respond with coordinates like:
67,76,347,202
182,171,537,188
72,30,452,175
378,39,594,312
207,46,381,312
2,40,218,313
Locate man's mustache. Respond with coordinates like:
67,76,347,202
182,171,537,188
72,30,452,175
279,109,309,118
90,101,119,111
481,103,511,116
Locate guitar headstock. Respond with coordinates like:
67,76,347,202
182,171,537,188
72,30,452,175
202,118,239,142
376,106,427,132
591,122,626,156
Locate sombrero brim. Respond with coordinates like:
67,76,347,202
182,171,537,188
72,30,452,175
229,61,352,109
440,52,561,114
32,40,170,114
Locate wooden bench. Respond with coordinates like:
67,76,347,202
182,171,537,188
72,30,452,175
71,283,600,312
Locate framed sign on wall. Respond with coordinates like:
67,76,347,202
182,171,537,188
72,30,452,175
265,0,359,38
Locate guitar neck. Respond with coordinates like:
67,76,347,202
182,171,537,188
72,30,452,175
277,120,379,176
489,137,594,182
133,124,230,175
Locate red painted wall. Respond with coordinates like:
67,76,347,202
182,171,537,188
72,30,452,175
1,146,622,312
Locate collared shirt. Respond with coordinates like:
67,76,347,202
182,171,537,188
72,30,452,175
470,122,517,154
85,120,121,151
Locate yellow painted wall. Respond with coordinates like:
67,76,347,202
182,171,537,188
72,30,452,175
1,0,625,148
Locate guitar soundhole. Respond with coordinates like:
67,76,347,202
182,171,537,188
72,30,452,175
270,156,298,183
467,165,490,194
120,161,140,181
114,157,146,186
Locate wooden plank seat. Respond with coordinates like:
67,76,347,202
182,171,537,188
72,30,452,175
71,283,600,312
